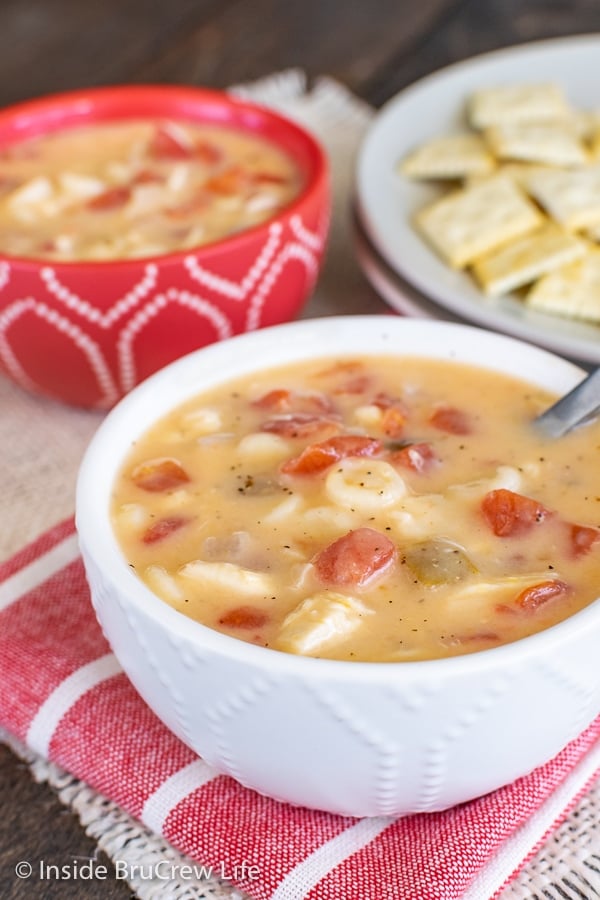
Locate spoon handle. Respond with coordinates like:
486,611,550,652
534,367,600,438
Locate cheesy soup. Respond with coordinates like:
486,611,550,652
111,356,600,662
0,119,302,260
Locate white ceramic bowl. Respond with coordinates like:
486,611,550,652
75,316,600,817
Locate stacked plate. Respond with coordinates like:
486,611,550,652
354,35,600,367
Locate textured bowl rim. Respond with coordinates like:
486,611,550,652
0,83,329,270
75,315,600,681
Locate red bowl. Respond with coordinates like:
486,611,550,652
0,85,330,408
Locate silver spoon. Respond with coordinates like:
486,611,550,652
534,367,600,438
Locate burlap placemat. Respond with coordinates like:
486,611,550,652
1,70,599,900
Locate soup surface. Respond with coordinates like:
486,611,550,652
0,119,302,260
111,355,600,661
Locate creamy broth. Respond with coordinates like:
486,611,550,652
111,356,600,662
0,120,302,260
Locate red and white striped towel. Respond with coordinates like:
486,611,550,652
1,517,600,900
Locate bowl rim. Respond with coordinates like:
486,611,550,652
75,315,600,681
0,83,329,270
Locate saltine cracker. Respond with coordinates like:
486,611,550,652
484,122,588,167
400,134,495,179
415,174,543,268
526,249,600,322
526,166,600,230
471,222,586,296
468,83,568,129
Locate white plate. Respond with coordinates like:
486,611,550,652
352,210,459,321
356,35,600,365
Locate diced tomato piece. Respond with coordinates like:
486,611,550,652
132,169,163,185
164,192,210,219
194,141,223,166
369,393,409,435
38,239,58,254
261,413,339,440
149,124,194,160
372,391,406,411
481,489,550,537
444,630,500,646
254,389,334,416
333,374,372,395
281,435,382,476
380,406,406,438
460,631,500,643
0,175,21,193
390,442,438,473
281,442,338,475
142,516,189,544
252,171,289,185
316,362,374,396
252,389,292,411
87,186,131,211
567,523,600,558
218,606,269,629
131,458,190,492
296,392,336,415
1,144,38,161
429,406,472,435
317,360,364,377
205,166,249,195
515,579,571,612
318,435,381,459
319,434,382,459
495,603,517,616
313,527,396,587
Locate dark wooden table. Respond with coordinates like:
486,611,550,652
2,1,600,897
